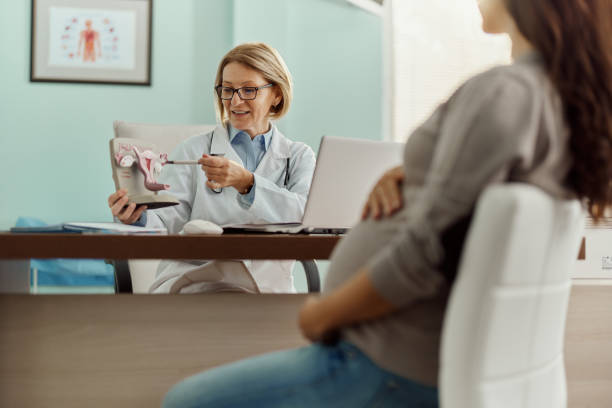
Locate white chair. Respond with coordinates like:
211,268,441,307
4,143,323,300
440,183,584,408
110,120,321,294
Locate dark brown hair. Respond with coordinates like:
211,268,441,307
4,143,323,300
505,0,612,220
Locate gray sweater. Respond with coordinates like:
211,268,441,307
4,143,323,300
323,53,573,386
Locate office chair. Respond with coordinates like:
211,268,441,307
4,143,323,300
440,183,584,408
110,120,321,294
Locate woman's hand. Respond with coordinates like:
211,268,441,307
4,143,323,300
108,189,147,225
362,165,405,220
199,155,254,193
298,270,397,344
298,296,333,343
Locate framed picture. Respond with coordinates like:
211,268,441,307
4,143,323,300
30,0,152,86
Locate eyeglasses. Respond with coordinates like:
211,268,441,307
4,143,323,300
215,84,274,100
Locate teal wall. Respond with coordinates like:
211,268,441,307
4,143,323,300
0,0,382,231
0,0,233,229
232,0,382,291
233,0,382,150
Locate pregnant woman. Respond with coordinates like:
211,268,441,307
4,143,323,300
162,0,612,406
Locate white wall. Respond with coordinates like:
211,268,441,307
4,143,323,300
384,0,511,141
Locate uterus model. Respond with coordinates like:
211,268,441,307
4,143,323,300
109,138,179,209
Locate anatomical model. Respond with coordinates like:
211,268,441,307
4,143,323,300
114,144,170,191
109,138,179,209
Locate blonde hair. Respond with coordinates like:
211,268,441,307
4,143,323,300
214,42,293,124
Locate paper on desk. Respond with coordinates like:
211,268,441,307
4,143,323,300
66,222,167,234
10,222,167,234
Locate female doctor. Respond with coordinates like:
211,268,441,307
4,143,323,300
107,42,316,293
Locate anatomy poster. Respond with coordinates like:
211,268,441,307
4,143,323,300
48,7,136,70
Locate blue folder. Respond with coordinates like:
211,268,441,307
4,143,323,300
13,217,115,286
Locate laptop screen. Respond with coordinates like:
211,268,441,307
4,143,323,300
302,136,404,229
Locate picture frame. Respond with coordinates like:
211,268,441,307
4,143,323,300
30,0,152,86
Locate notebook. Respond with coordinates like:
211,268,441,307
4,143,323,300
223,136,404,234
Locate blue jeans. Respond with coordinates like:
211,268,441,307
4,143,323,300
162,341,438,408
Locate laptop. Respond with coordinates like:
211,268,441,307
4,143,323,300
223,136,404,234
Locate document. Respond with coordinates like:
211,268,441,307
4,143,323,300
10,222,167,234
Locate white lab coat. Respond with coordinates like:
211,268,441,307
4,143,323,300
144,124,316,293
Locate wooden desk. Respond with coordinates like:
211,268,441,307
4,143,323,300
0,289,610,408
0,233,609,407
0,233,342,260
0,294,309,408
0,233,586,260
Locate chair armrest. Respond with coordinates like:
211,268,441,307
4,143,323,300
299,260,320,293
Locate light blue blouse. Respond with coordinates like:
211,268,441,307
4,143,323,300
228,124,273,206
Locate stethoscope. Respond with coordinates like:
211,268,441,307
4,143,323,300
208,129,290,194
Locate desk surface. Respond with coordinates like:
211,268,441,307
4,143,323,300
1,233,585,261
0,233,342,260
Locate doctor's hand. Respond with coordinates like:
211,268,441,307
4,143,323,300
362,165,405,220
199,155,254,194
108,189,147,225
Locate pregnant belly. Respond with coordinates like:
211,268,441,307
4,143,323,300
324,212,406,293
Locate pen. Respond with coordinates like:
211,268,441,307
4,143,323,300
165,160,198,165
166,153,225,165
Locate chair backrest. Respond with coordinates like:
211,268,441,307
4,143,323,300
113,120,216,293
113,120,216,154
440,183,585,408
